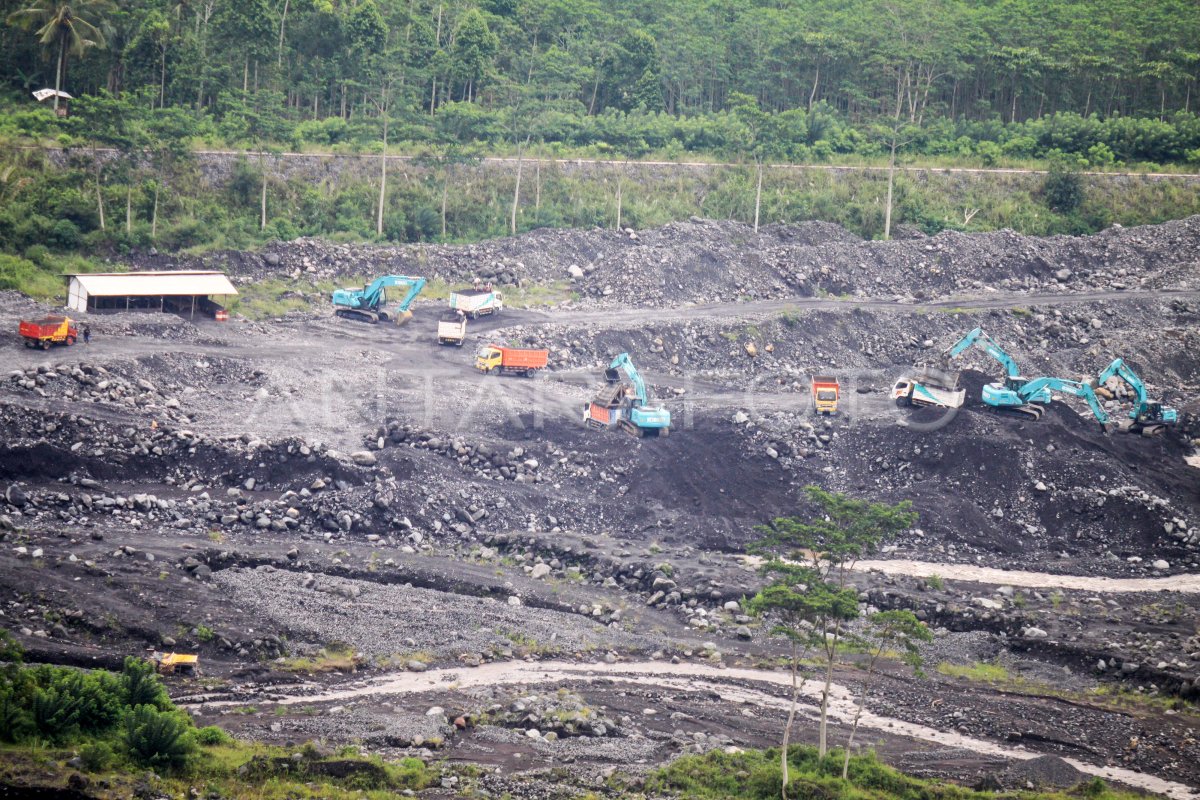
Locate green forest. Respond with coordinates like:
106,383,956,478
2,0,1200,279
4,0,1200,160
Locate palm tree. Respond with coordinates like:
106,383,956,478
7,0,115,112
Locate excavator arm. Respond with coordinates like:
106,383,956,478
944,327,1022,379
606,353,649,406
392,277,427,312
1094,358,1177,430
1096,358,1149,407
332,274,425,324
1019,377,1110,427
360,275,425,310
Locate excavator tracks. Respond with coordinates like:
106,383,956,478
991,403,1045,421
335,309,381,324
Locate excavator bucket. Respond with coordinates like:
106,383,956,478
604,367,622,383
394,310,414,326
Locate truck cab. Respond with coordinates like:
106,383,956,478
475,346,504,372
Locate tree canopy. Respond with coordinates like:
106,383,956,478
2,0,1199,146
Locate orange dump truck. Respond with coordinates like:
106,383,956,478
811,375,840,415
19,316,78,349
475,344,549,376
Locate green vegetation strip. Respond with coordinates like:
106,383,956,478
648,746,1140,800
0,635,436,798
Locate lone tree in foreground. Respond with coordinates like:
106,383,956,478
747,485,917,800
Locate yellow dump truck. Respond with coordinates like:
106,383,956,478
811,375,840,415
152,652,199,675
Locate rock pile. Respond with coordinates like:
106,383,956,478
156,216,1200,310
470,689,618,740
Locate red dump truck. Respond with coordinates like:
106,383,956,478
475,344,549,376
19,316,78,349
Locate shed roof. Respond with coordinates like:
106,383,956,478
68,271,238,297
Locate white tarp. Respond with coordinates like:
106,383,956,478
70,271,238,298
33,89,73,102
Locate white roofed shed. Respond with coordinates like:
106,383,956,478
66,271,238,317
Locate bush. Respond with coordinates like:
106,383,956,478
48,218,82,249
79,740,116,772
23,244,50,265
195,725,233,746
67,669,124,732
975,140,1002,166
123,704,196,771
0,684,32,743
157,218,207,250
122,657,169,710
31,685,82,743
1043,160,1084,213
0,629,24,663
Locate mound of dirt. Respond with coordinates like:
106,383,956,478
125,216,1200,309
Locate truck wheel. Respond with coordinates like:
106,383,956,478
66,336,76,346
41,340,50,350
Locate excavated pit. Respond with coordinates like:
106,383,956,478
2,216,1199,797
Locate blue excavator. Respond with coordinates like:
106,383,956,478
585,353,672,437
1006,375,1112,430
331,275,426,324
943,327,1051,420
1094,358,1178,436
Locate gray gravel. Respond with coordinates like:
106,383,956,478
214,564,665,661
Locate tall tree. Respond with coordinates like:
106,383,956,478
839,609,930,779
450,9,498,103
751,486,917,763
7,0,115,111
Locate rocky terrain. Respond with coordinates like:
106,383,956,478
140,215,1200,307
2,216,1200,798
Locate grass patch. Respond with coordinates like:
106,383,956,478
227,277,319,320
0,740,438,799
647,745,1140,800
277,644,361,674
1085,685,1199,716
937,660,1011,683
0,253,112,302
374,650,436,669
503,280,576,308
778,309,802,327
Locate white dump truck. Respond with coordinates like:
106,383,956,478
892,365,966,409
437,311,468,346
449,288,503,319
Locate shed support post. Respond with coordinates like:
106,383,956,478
191,296,196,319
